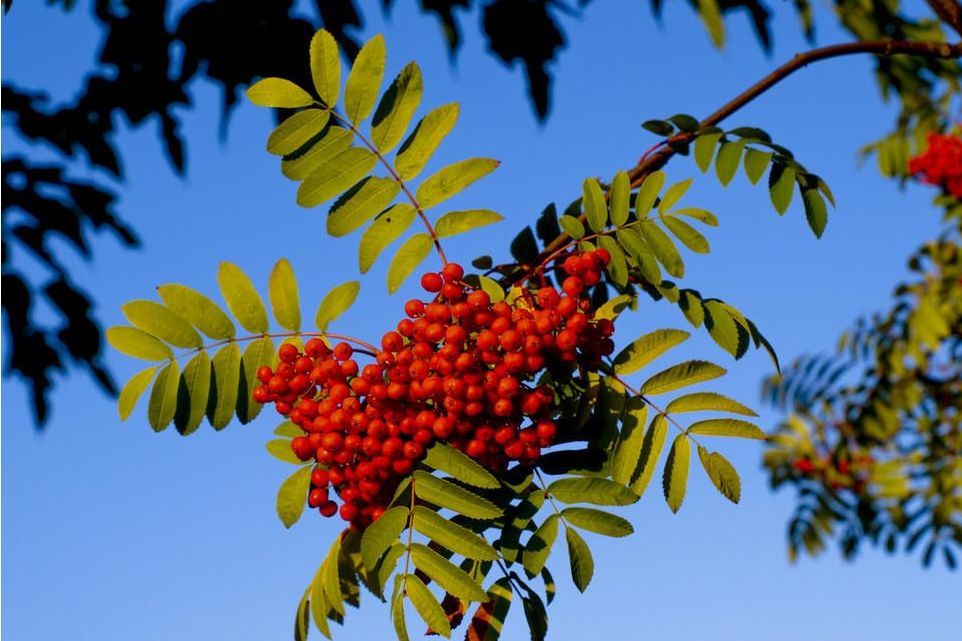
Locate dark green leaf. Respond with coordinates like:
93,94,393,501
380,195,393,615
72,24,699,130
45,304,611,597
802,187,828,238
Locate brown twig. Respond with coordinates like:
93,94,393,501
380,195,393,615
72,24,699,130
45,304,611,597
526,39,962,269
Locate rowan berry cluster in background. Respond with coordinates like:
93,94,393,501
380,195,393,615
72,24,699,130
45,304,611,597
252,252,614,528
908,131,962,198
792,452,873,493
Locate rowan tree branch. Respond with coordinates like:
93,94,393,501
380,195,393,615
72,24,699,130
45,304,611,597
926,0,962,39
529,39,962,264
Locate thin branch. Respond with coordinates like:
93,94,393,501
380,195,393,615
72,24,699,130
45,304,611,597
530,38,962,265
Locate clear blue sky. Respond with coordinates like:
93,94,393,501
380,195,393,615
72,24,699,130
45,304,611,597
3,2,957,641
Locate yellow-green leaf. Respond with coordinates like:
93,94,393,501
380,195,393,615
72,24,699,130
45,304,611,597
157,284,235,340
546,478,637,506
631,413,668,495
582,178,607,232
269,259,300,331
395,103,460,181
434,209,504,238
276,465,312,528
118,366,157,421
387,233,434,294
122,300,201,349
743,148,772,184
662,434,690,512
267,109,330,156
687,418,766,439
266,438,303,464
565,526,594,592
106,326,172,361
412,506,499,560
217,262,268,333
609,171,631,226
638,223,684,277
665,392,757,416
247,77,313,108
559,215,585,239
174,351,211,435
663,216,710,253
344,34,386,123
406,574,451,638
423,441,499,489
612,328,689,375
281,126,354,180
238,336,274,424
310,29,341,106
611,397,647,484
416,158,500,210
769,164,796,214
694,132,721,172
523,513,559,577
697,446,741,503
207,342,241,429
315,280,361,331
412,471,502,519
562,507,633,537
327,176,401,237
298,146,377,208
639,360,726,396
147,360,180,431
361,505,410,571
359,204,416,273
371,62,423,153
635,170,666,216
410,543,488,602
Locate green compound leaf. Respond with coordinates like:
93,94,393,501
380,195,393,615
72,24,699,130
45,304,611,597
147,360,180,431
410,543,488,602
635,170,666,216
639,360,726,396
217,262,269,334
174,351,211,435
523,513,559,577
327,176,401,237
547,478,638,506
582,178,607,232
238,336,275,424
344,33,385,123
268,258,301,331
395,103,460,181
612,328,689,375
671,207,718,226
315,280,361,331
638,222,684,278
309,29,341,107
598,236,628,286
281,126,354,181
662,433,691,513
769,164,796,214
276,465,312,528
434,209,504,238
559,215,585,239
267,109,330,156
694,132,721,172
562,507,633,537
423,441,499,489
687,418,766,439
246,77,313,108
631,413,668,496
663,216,710,254
207,342,242,429
297,147,377,208
372,62,424,153
412,470,502,519
388,233,434,294
609,171,631,226
658,178,692,214
122,300,202,349
106,326,172,361
359,203,417,273
697,446,741,503
417,158,500,210
406,574,450,638
743,148,772,184
361,505,410,571
565,526,594,593
665,392,757,416
617,229,661,284
412,506,499,560
157,284,235,340
118,366,158,421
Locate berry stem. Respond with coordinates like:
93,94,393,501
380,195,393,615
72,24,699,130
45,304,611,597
323,106,448,265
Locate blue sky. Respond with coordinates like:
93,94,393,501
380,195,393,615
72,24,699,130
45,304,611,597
3,2,958,641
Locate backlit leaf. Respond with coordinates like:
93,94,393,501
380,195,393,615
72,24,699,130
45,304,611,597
687,418,766,439
276,465,312,528
218,262,269,333
412,471,502,519
268,259,301,331
388,233,434,294
665,392,757,416
546,478,637,506
613,328,689,375
697,446,741,503
522,514,559,577
802,187,828,238
609,171,631,226
406,574,451,638
247,78,313,108
694,132,721,172
359,203,417,273
281,126,354,180
663,216,710,253
559,215,585,239
266,439,303,464
635,171,665,216
392,576,411,641
118,366,157,421
157,284,235,340
565,527,594,592
434,209,504,238
344,34,385,123
611,397,647,484
372,62,423,153
662,434,690,512
298,147,377,208
395,103,460,180
743,148,772,184
267,109,330,156
361,505,410,571
638,223,684,277
410,543,488,602
122,300,203,348
631,413,668,495
207,342,241,429
310,29,341,107
327,176,401,237
424,442,499,489
769,164,796,214
714,139,745,186
174,351,211,435
658,178,692,214
562,507,633,537
640,360,726,396
147,360,180,431
597,236,627,286
315,281,361,331
582,178,607,232
417,159,500,210
238,336,274,423
412,506,498,560
107,326,172,361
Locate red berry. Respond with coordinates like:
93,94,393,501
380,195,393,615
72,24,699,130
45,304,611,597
421,272,443,292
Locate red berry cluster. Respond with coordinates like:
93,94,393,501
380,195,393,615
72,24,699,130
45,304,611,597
252,255,614,528
908,132,962,198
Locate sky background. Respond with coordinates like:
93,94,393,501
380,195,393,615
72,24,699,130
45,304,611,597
2,2,958,641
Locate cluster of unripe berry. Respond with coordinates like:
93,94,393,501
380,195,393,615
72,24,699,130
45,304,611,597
252,253,614,528
908,132,962,198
